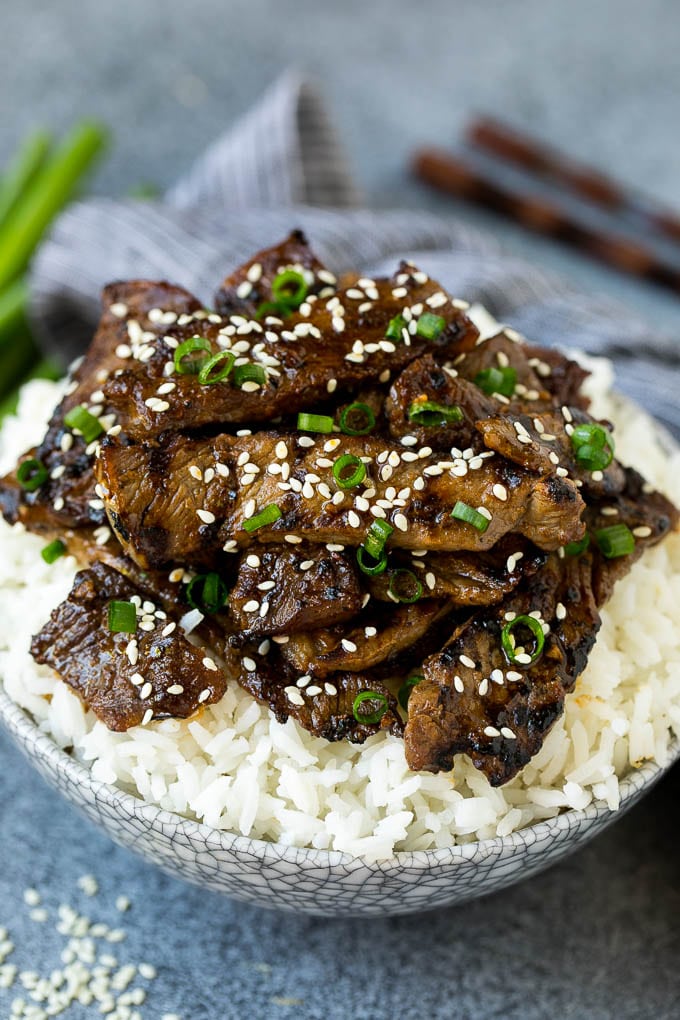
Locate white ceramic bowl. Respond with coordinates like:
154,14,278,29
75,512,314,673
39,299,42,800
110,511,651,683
2,688,677,917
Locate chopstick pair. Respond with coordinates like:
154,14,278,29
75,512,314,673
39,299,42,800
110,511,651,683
412,117,680,293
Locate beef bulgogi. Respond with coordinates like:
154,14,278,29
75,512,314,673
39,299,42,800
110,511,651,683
2,232,677,784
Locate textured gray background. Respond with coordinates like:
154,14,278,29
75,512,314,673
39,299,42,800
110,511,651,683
1,1,680,1017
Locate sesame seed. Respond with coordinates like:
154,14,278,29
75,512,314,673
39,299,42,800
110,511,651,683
479,678,489,695
324,683,338,696
507,671,523,682
139,683,153,699
196,509,216,524
110,302,128,318
492,483,508,502
633,525,652,538
394,513,408,532
484,726,501,737
198,689,211,703
341,639,357,652
514,653,533,665
167,684,184,695
141,709,154,725
306,686,322,696
243,600,259,613
347,510,361,528
285,534,302,544
453,675,464,693
501,727,517,740
425,572,436,590
556,602,567,620
285,686,305,707
203,657,218,671
242,657,256,672
459,654,476,669
491,668,504,684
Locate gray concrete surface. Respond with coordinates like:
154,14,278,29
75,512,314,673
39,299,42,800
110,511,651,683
1,2,679,1017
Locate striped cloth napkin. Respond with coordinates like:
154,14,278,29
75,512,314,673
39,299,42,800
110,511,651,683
30,70,680,437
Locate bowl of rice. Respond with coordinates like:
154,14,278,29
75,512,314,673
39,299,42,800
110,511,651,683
1,358,679,918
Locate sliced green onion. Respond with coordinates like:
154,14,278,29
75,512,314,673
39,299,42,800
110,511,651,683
17,457,48,492
255,301,286,320
271,269,307,310
501,614,545,665
63,405,104,444
41,539,66,564
186,572,229,613
570,423,614,471
332,454,366,490
398,675,423,711
364,519,394,559
408,399,463,427
564,534,590,557
388,569,423,604
451,501,489,533
108,600,137,634
352,690,389,725
338,402,376,436
595,524,635,559
385,314,406,341
197,350,235,386
174,336,211,375
243,502,282,533
297,412,334,434
416,312,445,340
233,363,266,388
474,365,517,397
356,546,388,576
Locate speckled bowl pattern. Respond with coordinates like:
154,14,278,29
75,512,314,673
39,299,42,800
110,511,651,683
2,689,678,916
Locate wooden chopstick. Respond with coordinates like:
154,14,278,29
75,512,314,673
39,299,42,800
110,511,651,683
412,148,680,293
467,116,680,244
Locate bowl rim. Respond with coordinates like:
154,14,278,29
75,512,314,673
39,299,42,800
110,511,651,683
2,685,678,871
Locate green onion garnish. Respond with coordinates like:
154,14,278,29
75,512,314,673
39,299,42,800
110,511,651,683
338,402,376,436
416,312,446,340
17,457,48,492
233,363,266,388
332,454,366,490
501,614,545,666
63,405,104,444
356,546,388,576
564,534,590,557
41,539,66,564
197,350,235,386
271,269,307,310
385,314,406,341
407,400,463,427
352,690,389,725
570,423,615,472
451,501,489,533
474,366,517,397
297,412,334,434
388,569,423,604
174,336,211,375
243,502,282,533
255,301,286,320
595,523,635,558
186,572,229,613
364,519,394,559
398,675,423,711
108,600,137,634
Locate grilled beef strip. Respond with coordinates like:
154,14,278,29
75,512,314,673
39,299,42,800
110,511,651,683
30,562,228,731
102,265,479,442
214,229,336,317
228,544,363,637
219,636,403,742
404,471,678,784
95,430,585,570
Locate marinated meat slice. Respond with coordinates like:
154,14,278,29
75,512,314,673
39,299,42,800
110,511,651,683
454,330,589,411
214,230,336,317
0,279,202,533
290,600,458,678
404,553,600,784
96,431,585,569
228,544,362,636
476,405,626,499
30,562,227,731
587,466,678,603
221,638,402,742
102,264,479,441
385,354,496,450
366,538,546,606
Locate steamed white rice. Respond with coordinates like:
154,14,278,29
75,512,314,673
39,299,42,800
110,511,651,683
1,365,679,860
